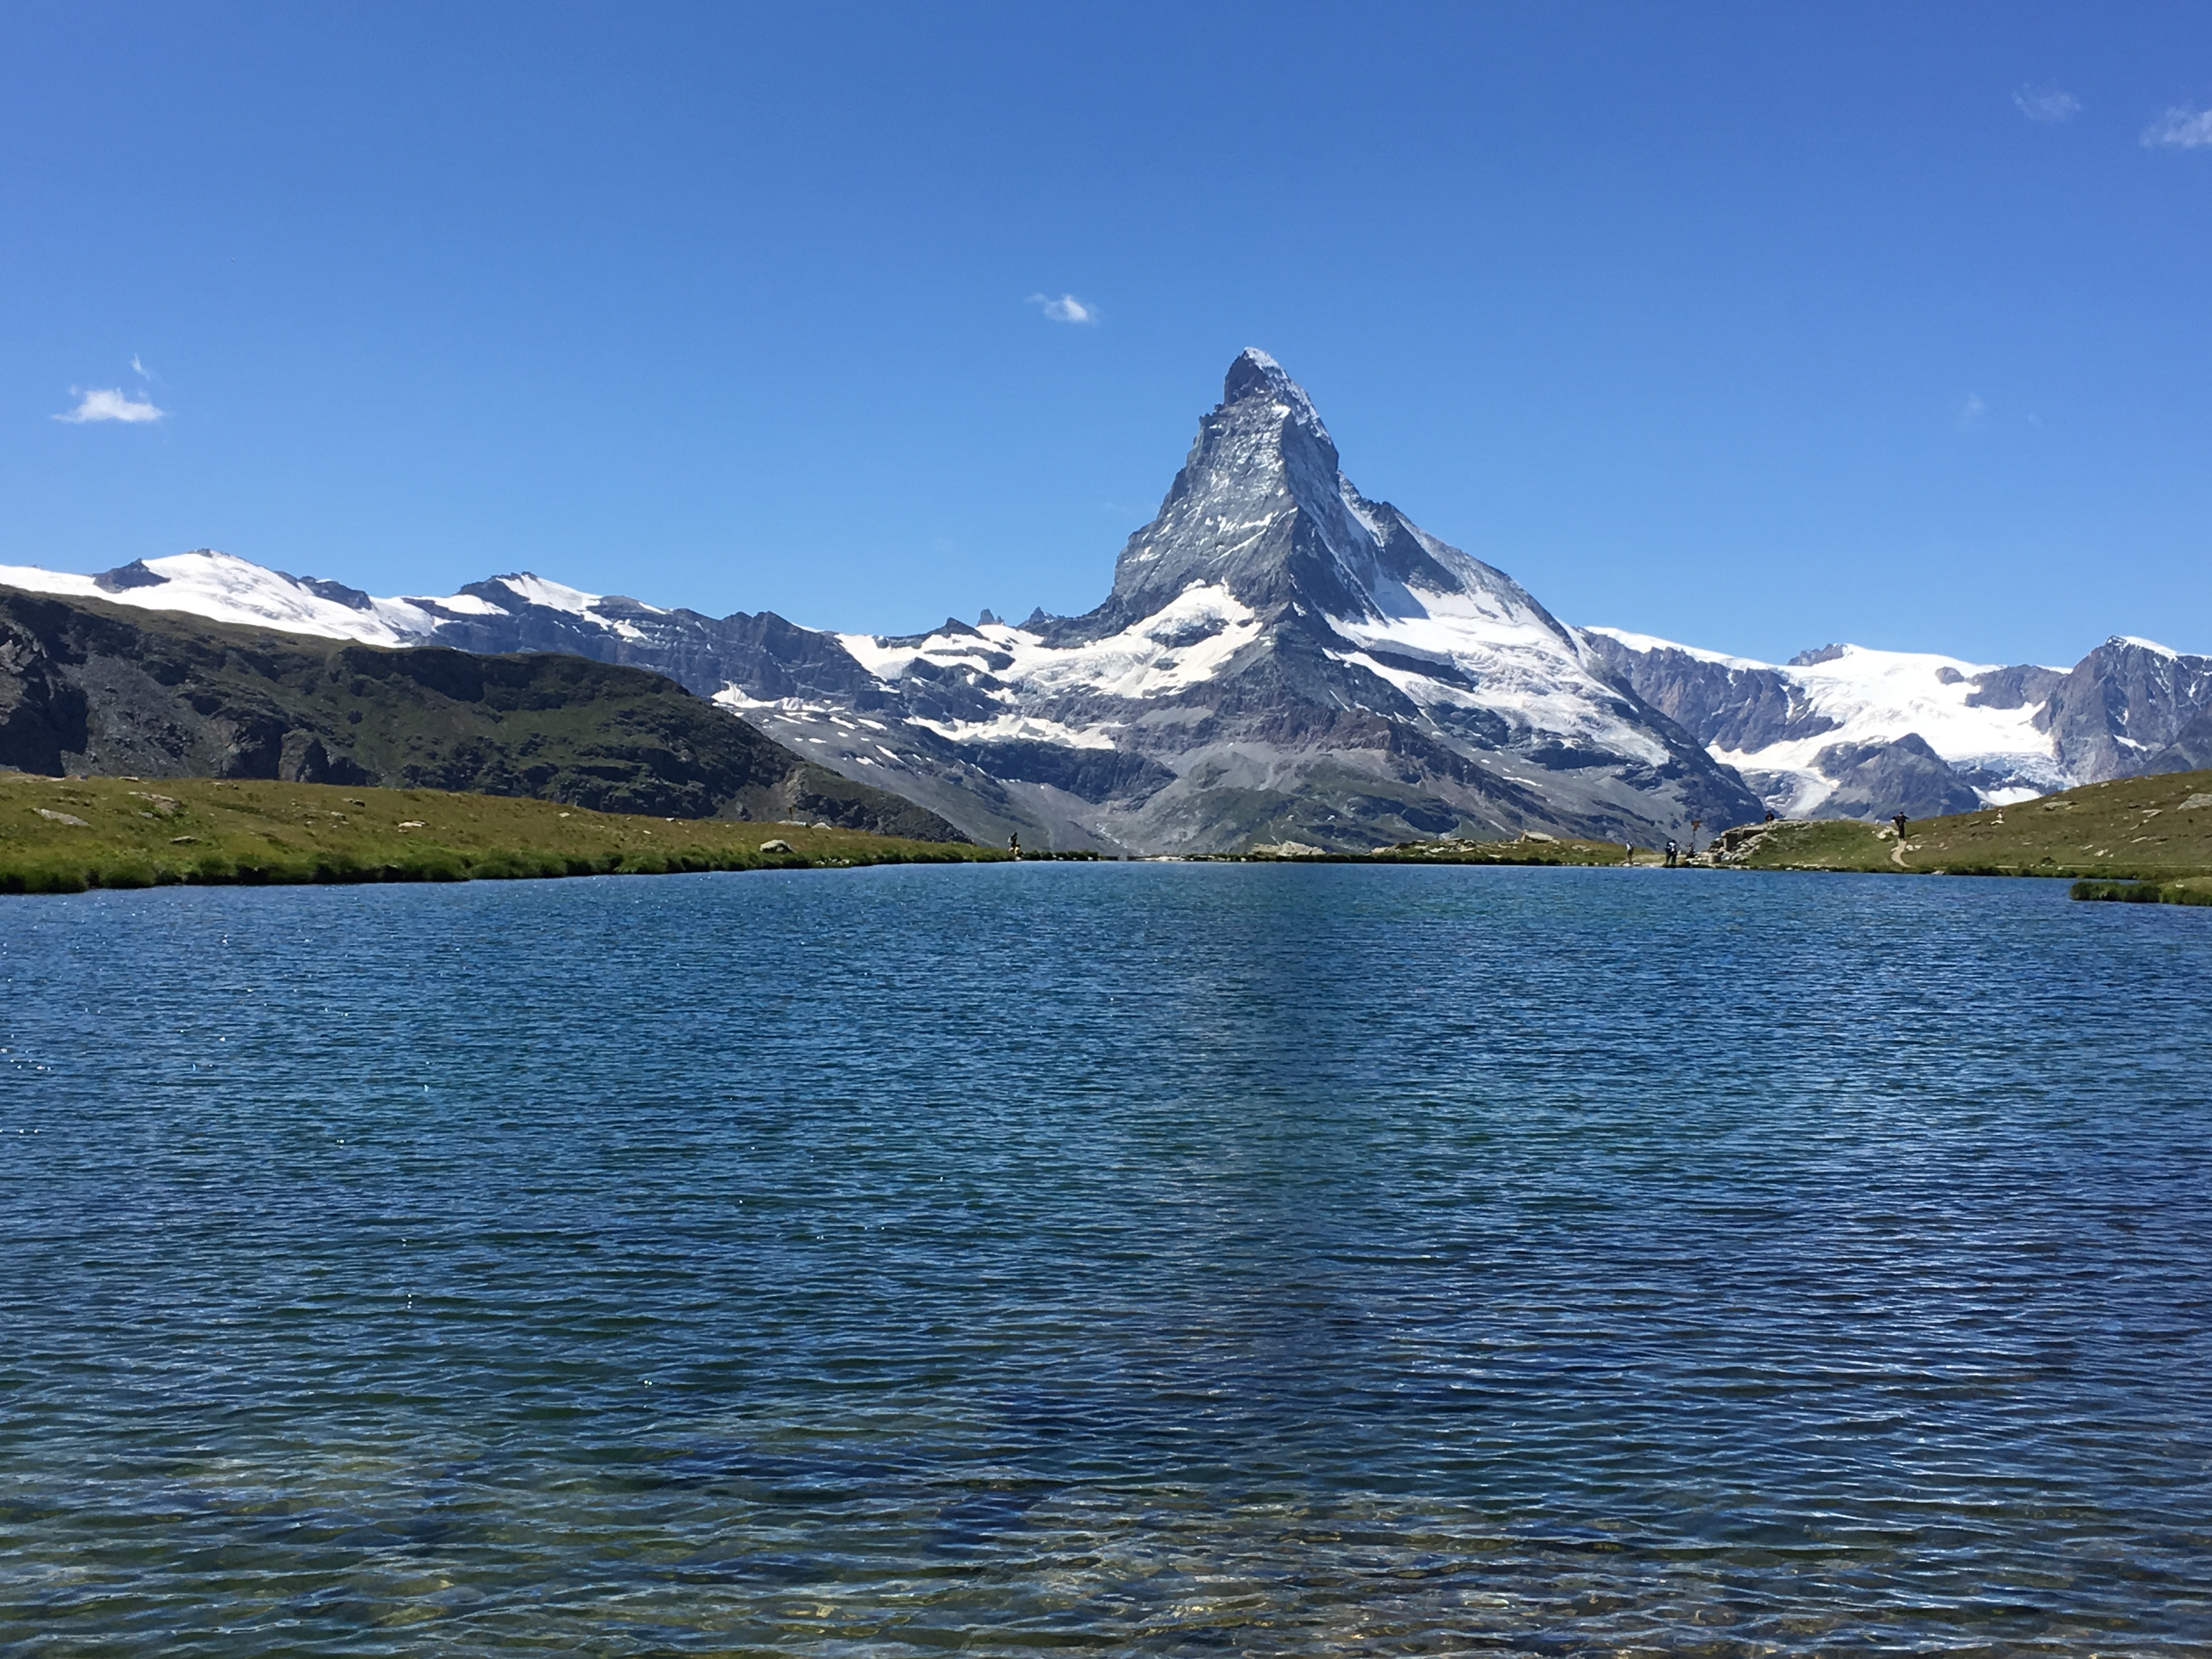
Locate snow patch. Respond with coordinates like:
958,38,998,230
1331,587,1669,764
911,714,1118,749
0,550,459,645
1597,628,2066,805
494,574,603,614
840,585,1262,703
1709,644,2056,773
416,592,510,617
0,564,103,601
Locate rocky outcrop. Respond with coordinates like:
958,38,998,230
1802,734,1982,819
2145,706,2212,775
1579,634,1837,754
2039,637,2212,783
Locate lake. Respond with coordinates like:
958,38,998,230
3,864,2209,1655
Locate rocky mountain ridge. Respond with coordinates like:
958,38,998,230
1585,629,2212,819
6,348,2207,843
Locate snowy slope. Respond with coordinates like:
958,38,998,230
1584,628,2070,813
0,552,667,650
1331,587,1672,772
0,551,456,644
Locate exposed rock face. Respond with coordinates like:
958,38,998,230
2146,707,2212,775
0,590,964,839
2039,637,2212,783
1802,734,1983,820
1579,634,1838,756
1965,663,2066,712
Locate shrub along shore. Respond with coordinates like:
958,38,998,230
0,774,1005,895
2068,877,2212,907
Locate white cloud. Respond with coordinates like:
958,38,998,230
130,354,148,377
1029,292,1097,325
1956,393,1987,432
2143,106,2212,149
2014,85,2081,124
55,386,165,424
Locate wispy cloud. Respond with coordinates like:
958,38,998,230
2014,84,2081,124
130,354,149,377
1956,393,1987,433
2143,106,2212,149
54,386,165,424
1029,292,1097,325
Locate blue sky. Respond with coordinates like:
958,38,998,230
5,2,2211,664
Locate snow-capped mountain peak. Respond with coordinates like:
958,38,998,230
1221,346,1331,444
19,349,2204,848
1102,351,1542,644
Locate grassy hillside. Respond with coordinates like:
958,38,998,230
1719,769,2212,879
0,773,1002,895
0,586,961,840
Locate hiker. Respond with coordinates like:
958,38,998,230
1891,812,1908,840
1763,810,1776,823
1664,838,1678,867
1008,832,1021,856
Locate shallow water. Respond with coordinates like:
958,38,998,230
3,864,2209,1655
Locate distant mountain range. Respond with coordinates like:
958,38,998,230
6,348,2209,851
1586,630,2212,820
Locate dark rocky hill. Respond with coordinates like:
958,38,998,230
0,588,966,840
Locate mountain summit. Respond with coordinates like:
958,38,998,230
1101,348,1519,631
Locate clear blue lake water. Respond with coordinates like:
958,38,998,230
2,863,2209,1656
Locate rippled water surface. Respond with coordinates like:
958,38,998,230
4,864,2210,1655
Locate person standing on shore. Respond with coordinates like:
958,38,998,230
1892,812,1908,840
1664,838,1678,867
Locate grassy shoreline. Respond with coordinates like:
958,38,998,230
0,773,1004,895
1715,770,2212,887
13,766,2212,901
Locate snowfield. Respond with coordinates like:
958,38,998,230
1584,627,2073,810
